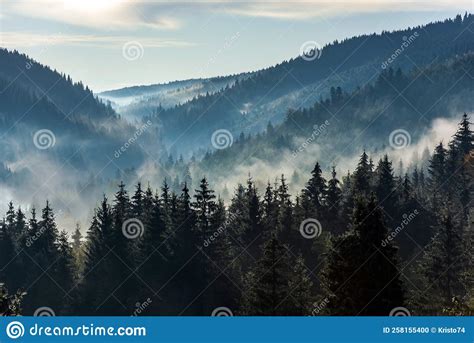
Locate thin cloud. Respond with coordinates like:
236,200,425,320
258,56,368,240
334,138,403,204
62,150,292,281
0,32,196,48
221,0,472,20
3,0,472,29
3,0,182,31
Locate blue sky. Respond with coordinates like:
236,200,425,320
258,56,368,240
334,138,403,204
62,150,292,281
0,0,471,91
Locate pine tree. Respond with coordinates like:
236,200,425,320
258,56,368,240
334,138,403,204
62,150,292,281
277,175,294,245
325,196,404,315
110,182,135,313
326,166,343,232
287,254,314,315
262,182,278,236
131,182,144,218
428,142,447,212
453,113,473,156
71,223,85,279
352,151,372,197
80,197,112,314
55,230,75,314
416,214,469,312
0,220,16,289
302,163,327,217
240,235,292,315
375,155,397,217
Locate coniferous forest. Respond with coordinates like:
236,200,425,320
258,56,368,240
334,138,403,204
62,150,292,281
0,114,472,316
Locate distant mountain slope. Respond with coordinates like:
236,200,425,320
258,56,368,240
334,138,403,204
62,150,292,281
98,73,252,121
0,48,162,224
0,48,158,169
0,49,115,121
147,14,474,155
198,52,474,184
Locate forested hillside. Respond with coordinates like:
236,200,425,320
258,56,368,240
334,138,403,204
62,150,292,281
99,74,252,121
145,14,474,155
0,114,471,316
145,52,474,193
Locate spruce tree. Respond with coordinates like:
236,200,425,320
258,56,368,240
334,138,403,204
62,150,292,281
326,167,343,232
0,220,16,289
287,254,314,315
302,163,327,217
416,214,469,312
325,196,404,315
375,155,397,217
352,151,372,196
240,235,292,315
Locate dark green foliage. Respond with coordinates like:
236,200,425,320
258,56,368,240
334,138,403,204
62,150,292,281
0,114,470,316
325,197,405,315
240,235,292,315
0,284,24,316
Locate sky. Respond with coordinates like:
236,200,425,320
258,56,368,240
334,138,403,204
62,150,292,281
0,0,472,91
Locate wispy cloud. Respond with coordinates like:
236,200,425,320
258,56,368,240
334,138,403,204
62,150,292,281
3,0,471,29
220,0,472,20
0,32,195,48
3,0,182,30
